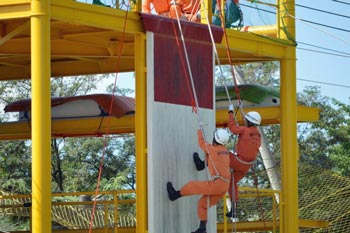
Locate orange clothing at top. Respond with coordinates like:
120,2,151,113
228,112,261,202
179,129,230,221
142,0,171,16
169,0,201,22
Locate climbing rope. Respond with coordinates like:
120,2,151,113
170,7,235,231
88,2,131,232
170,6,226,182
199,3,271,232
199,0,244,123
197,4,243,232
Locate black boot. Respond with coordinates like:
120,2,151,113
191,221,206,233
167,182,181,201
226,208,237,218
193,152,205,171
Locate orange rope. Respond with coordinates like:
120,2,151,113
213,4,269,231
88,2,130,232
216,1,242,104
170,21,198,112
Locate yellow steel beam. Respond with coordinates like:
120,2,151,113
200,0,212,24
0,1,31,20
0,106,318,140
51,57,135,77
216,29,287,63
242,25,278,38
299,219,329,228
0,63,31,80
9,228,136,233
0,116,135,140
216,105,319,127
50,0,143,33
134,32,148,233
279,0,298,232
0,0,295,81
217,219,328,232
8,218,329,233
0,21,29,46
31,0,51,232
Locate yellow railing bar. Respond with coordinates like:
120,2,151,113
245,0,278,8
221,188,281,233
1,188,281,231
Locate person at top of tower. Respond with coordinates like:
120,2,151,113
142,0,201,22
142,0,171,17
212,0,243,28
167,128,231,233
169,0,201,22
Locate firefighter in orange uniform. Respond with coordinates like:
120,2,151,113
180,0,201,22
169,0,186,19
142,0,171,16
142,0,200,22
226,104,261,217
167,128,231,233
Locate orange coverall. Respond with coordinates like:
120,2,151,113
228,112,261,201
179,129,230,221
142,0,171,16
169,0,186,19
181,0,201,22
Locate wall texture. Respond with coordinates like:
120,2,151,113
146,26,216,232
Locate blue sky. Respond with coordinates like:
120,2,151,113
82,0,349,103
241,0,349,103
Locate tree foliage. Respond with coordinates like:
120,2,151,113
0,64,349,229
0,74,136,229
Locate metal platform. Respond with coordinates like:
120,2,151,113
0,0,290,81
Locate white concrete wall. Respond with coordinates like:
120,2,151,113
147,32,216,233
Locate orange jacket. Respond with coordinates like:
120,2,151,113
228,113,261,162
197,130,230,180
181,0,200,14
142,0,170,14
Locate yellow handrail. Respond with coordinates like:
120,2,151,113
1,188,281,231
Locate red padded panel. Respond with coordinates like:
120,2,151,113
154,34,213,109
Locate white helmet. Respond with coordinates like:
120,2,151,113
245,111,261,125
214,128,230,145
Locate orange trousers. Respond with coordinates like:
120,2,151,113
228,153,251,202
180,178,229,220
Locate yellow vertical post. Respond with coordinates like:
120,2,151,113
132,0,141,12
114,192,118,233
279,0,298,233
201,0,212,24
276,0,281,38
135,33,147,233
104,204,109,233
31,0,51,233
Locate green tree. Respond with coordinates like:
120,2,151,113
239,61,280,87
326,99,350,176
49,74,108,191
297,86,350,176
0,74,136,228
0,140,31,193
